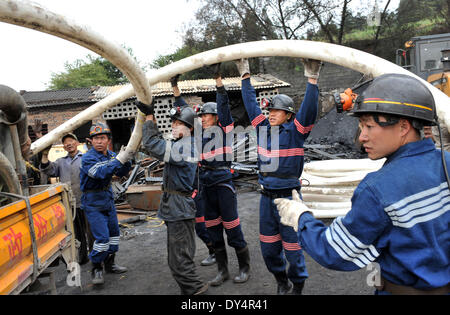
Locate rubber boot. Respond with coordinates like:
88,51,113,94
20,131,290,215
233,246,250,283
209,247,229,286
104,254,128,274
91,263,104,285
274,272,293,295
201,244,216,266
291,281,305,295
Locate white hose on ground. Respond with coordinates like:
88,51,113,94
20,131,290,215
302,193,351,202
301,186,356,196
300,158,384,217
304,158,386,173
313,209,353,219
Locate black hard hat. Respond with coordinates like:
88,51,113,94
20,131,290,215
89,122,111,138
169,106,196,128
197,102,218,115
264,94,296,114
351,73,437,124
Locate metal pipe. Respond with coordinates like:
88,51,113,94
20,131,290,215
0,84,31,160
9,124,28,195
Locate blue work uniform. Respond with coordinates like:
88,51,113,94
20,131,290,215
80,148,131,264
193,175,212,246
297,139,450,293
241,78,319,284
175,88,247,250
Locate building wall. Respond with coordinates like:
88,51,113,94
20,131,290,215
27,104,102,143
263,56,364,97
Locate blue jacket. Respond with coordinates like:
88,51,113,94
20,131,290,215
241,78,319,190
298,139,450,290
175,87,234,187
80,148,131,211
142,120,198,221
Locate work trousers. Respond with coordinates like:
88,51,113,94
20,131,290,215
203,180,247,250
166,219,205,295
194,188,212,246
259,193,308,284
83,207,120,264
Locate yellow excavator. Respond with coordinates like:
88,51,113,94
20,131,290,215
396,33,450,97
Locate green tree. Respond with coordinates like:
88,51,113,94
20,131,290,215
47,47,146,90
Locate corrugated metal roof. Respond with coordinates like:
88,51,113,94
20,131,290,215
22,87,95,108
23,74,290,108
92,74,290,100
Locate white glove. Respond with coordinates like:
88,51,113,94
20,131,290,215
301,58,322,79
116,146,134,164
274,190,312,232
234,58,250,78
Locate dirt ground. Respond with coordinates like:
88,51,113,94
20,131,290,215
27,188,374,298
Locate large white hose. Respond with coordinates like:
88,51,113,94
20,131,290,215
301,158,384,218
1,1,448,159
0,0,150,155
30,39,450,155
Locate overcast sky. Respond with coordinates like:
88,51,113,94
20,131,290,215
0,0,397,92
0,0,198,91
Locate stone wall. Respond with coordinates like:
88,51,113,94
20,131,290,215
262,56,364,97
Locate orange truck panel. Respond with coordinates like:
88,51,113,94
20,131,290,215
0,184,73,295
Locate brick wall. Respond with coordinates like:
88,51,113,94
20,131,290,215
27,104,99,143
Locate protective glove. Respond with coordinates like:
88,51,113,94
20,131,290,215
116,146,135,164
234,58,250,78
135,99,155,115
274,190,312,232
207,63,222,79
301,58,322,80
170,74,181,87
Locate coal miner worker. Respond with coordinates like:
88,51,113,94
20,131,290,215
235,57,321,294
136,98,209,295
275,73,450,295
40,133,93,264
80,123,132,285
173,65,250,287
171,75,216,267
200,64,250,287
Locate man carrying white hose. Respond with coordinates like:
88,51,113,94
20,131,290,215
235,58,321,294
80,123,132,285
136,99,209,295
275,73,450,295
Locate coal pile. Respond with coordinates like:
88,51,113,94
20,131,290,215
305,107,368,162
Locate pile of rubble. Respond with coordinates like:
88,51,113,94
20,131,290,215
305,106,367,161
112,106,368,222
